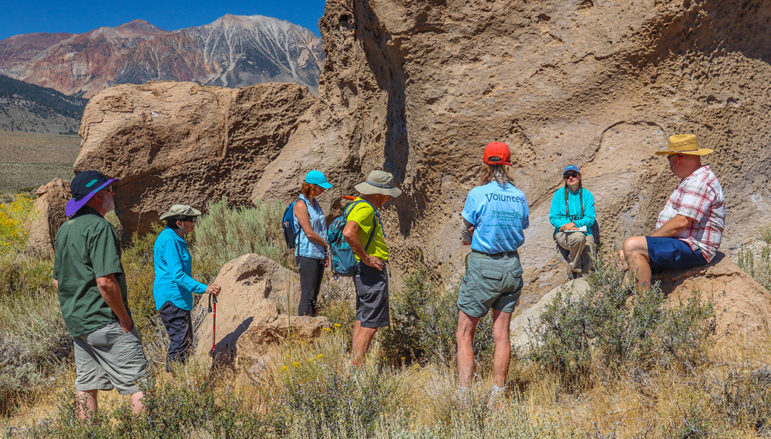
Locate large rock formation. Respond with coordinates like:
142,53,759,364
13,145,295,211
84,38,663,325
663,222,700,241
0,15,324,97
74,81,315,236
193,254,329,364
297,0,771,297
26,179,70,257
69,0,771,304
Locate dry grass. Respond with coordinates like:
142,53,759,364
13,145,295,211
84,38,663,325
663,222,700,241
2,195,769,437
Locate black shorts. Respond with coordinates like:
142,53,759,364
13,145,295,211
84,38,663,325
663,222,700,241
354,263,389,328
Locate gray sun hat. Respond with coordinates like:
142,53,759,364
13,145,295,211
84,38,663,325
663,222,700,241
159,204,202,221
354,170,403,198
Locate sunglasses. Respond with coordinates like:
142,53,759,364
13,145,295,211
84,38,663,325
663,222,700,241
563,172,579,179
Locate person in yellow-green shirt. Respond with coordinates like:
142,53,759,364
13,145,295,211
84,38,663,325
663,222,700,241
342,170,402,366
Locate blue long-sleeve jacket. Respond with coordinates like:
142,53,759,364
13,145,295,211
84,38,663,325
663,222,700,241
153,227,207,311
549,186,596,236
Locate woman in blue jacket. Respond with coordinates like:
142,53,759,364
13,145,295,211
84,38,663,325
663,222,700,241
549,165,596,279
153,204,220,373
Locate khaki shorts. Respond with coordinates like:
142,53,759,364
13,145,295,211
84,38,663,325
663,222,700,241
73,321,149,395
458,251,523,318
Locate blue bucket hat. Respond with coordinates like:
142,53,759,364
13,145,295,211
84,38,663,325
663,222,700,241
563,165,580,175
304,170,333,189
65,170,119,217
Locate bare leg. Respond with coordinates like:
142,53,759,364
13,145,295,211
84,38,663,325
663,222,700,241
623,236,652,290
76,390,97,420
456,310,480,388
491,310,512,387
351,321,378,366
130,391,145,414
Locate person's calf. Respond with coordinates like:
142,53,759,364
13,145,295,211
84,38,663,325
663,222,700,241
130,391,145,414
76,390,98,420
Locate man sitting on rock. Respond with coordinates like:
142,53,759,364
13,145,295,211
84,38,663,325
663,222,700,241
622,134,725,290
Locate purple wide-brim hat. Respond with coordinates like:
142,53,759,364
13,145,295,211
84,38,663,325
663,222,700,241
65,178,119,216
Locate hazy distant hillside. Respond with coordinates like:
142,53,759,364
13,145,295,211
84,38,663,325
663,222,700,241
0,74,86,134
0,15,324,98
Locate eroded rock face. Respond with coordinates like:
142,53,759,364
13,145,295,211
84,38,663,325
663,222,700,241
26,179,70,257
193,254,329,364
74,81,315,236
511,254,771,352
295,0,771,298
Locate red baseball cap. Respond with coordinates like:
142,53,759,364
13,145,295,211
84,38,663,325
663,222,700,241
483,142,513,166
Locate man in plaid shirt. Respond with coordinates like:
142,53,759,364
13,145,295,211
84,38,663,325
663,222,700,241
622,134,725,290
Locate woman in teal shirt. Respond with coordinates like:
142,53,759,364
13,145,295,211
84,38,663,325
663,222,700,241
153,204,220,373
549,165,596,279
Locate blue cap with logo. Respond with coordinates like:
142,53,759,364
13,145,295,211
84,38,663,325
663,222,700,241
563,165,580,175
304,170,333,189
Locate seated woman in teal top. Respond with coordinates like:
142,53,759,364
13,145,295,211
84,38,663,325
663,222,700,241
153,204,220,373
549,165,596,279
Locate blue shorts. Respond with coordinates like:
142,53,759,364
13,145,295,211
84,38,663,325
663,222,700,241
645,237,706,272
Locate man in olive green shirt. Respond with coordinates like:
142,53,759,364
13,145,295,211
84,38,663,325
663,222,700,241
53,170,148,419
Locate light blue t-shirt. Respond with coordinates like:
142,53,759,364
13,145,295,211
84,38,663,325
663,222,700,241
462,182,529,254
153,227,207,311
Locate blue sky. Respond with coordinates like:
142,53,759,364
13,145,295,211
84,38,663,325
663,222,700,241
0,0,326,41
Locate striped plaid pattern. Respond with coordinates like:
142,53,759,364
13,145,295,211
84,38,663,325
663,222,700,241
656,165,725,262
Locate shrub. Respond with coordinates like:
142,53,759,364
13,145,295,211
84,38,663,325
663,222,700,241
527,256,715,388
761,223,771,245
0,254,70,416
379,270,494,367
738,246,771,292
192,197,292,280
26,360,278,438
0,194,34,252
276,363,399,438
706,367,771,435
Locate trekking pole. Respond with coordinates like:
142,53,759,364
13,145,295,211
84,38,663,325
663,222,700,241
208,293,217,357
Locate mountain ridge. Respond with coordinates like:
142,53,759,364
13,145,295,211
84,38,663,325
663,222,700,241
0,15,324,98
0,74,86,134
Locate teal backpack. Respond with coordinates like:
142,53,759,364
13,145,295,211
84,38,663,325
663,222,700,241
327,200,382,278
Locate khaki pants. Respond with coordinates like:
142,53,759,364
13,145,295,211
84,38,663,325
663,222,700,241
555,232,595,274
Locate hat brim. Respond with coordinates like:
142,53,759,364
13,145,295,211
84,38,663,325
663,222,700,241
159,207,203,221
655,148,713,156
318,181,333,189
354,182,402,198
65,178,119,217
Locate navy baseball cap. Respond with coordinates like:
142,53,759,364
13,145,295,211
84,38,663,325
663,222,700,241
65,170,119,216
304,170,333,189
563,165,580,175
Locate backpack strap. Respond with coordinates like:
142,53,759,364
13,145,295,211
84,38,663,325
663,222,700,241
344,200,383,252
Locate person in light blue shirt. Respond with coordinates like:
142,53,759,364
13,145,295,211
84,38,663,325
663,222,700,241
292,170,332,316
153,204,220,373
457,141,529,406
549,165,596,279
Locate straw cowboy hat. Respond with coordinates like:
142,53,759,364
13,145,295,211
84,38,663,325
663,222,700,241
655,134,713,156
354,170,402,197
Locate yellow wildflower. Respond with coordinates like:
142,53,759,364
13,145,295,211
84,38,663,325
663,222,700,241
322,327,332,332
333,323,342,328
317,354,324,359
293,361,301,367
280,366,288,371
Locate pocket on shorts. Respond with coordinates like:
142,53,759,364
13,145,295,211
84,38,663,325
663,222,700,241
87,321,123,347
480,269,504,291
